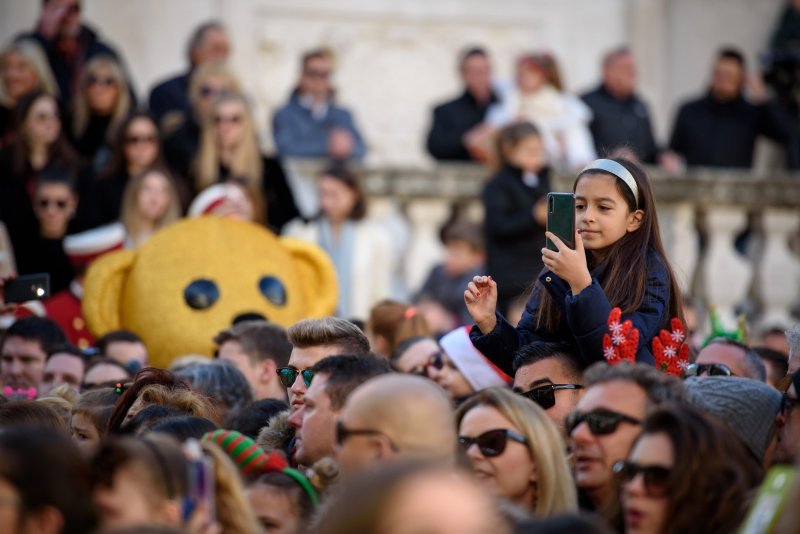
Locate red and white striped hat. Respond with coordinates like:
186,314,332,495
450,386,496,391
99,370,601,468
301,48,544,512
439,326,511,391
64,223,125,268
188,183,238,217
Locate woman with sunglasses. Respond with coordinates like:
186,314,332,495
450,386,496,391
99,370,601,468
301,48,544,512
68,54,133,170
455,387,577,516
612,404,761,534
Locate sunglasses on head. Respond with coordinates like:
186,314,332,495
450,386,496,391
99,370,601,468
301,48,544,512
88,75,116,87
276,367,314,388
566,409,642,436
458,428,527,458
613,460,671,497
37,198,68,210
519,383,583,410
410,351,444,377
682,363,733,378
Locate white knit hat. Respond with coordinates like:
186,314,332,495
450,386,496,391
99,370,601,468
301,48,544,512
439,326,511,391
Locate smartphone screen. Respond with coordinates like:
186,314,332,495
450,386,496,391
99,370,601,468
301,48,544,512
546,193,575,251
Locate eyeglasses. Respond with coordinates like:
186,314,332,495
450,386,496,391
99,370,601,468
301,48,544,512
613,460,672,497
200,85,229,99
304,69,331,79
410,351,444,377
88,75,117,87
566,409,642,436
682,363,733,378
214,115,243,125
36,198,69,210
519,383,583,410
458,428,527,458
125,134,157,145
276,367,314,388
336,420,396,449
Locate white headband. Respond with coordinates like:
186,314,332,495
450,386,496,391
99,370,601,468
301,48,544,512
580,159,640,206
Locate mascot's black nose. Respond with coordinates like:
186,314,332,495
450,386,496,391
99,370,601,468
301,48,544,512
231,311,269,325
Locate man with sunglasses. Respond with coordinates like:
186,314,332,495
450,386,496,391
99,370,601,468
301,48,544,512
282,317,370,414
335,374,456,476
567,362,682,512
685,337,767,381
287,354,390,467
511,341,584,434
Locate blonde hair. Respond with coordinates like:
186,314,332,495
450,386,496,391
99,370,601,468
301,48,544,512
200,440,263,534
120,167,182,247
136,383,221,425
194,93,265,219
0,39,59,105
72,54,132,143
287,317,370,354
455,387,577,516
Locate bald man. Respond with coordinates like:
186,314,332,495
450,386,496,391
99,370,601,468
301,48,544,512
335,374,456,475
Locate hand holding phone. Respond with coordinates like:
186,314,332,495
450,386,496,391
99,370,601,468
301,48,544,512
3,274,50,304
546,193,575,251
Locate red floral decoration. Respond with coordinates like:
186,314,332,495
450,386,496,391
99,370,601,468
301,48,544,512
602,307,639,365
652,317,690,376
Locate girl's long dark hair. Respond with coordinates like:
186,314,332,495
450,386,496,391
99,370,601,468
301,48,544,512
535,158,683,333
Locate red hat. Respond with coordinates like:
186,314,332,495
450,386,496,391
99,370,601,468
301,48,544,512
64,223,125,269
188,183,239,217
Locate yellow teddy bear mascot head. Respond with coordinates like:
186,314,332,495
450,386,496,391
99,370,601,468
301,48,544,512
83,217,338,369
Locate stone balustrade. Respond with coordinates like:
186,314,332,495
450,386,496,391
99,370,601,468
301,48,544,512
285,160,800,336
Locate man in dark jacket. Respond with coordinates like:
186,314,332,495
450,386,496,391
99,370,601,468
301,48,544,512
19,0,125,104
426,47,499,161
667,48,798,168
148,21,230,128
581,48,659,163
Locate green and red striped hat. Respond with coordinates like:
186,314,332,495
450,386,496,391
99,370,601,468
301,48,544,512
202,429,288,475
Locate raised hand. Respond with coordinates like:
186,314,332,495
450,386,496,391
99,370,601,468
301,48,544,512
464,275,498,334
541,229,591,295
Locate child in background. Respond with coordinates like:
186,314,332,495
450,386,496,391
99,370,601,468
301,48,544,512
467,157,683,373
482,122,550,316
120,167,182,248
415,219,485,327
70,387,118,455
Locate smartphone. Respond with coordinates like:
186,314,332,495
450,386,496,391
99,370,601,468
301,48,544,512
3,274,50,303
182,439,216,523
546,193,575,251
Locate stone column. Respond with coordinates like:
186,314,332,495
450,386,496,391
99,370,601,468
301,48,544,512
701,207,753,329
658,202,698,296
756,208,800,330
404,200,450,294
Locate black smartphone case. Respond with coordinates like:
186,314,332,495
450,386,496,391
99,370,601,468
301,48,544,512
4,273,51,303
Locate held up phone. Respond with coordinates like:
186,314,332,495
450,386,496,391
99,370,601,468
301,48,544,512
546,193,575,251
182,439,216,523
3,273,50,303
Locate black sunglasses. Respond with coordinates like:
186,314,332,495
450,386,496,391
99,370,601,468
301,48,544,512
336,420,396,449
682,363,733,378
410,351,444,377
458,428,527,458
613,460,672,497
519,383,583,410
276,367,314,388
566,409,642,436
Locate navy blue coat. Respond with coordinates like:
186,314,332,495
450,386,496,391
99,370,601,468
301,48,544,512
470,248,671,375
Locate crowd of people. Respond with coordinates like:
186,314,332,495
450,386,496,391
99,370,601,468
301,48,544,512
1,0,800,533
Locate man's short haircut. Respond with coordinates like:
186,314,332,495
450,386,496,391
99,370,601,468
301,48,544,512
584,362,683,409
302,47,334,69
460,46,488,67
214,321,292,367
46,343,85,362
752,346,789,382
287,317,370,356
786,325,800,360
84,356,131,377
717,47,746,69
706,337,767,382
186,20,226,62
309,354,392,410
512,342,584,380
603,46,632,68
95,330,143,355
441,218,484,252
1,317,67,355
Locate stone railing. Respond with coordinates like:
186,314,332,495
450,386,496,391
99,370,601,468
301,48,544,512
284,160,800,335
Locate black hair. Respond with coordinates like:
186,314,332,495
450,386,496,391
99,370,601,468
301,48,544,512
231,312,267,325
495,121,541,167
512,341,584,380
250,471,315,527
1,317,67,356
717,47,746,70
95,330,143,354
460,46,488,66
35,166,78,193
318,163,366,221
146,415,218,442
120,405,186,435
225,398,290,439
309,354,393,410
186,20,226,63
46,342,85,360
391,335,433,363
705,337,767,382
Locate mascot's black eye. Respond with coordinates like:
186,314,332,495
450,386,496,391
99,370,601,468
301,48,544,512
184,279,220,310
259,276,286,306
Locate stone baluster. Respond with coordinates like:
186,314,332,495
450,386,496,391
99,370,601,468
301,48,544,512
403,200,451,294
658,202,698,296
701,207,753,330
756,208,800,330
